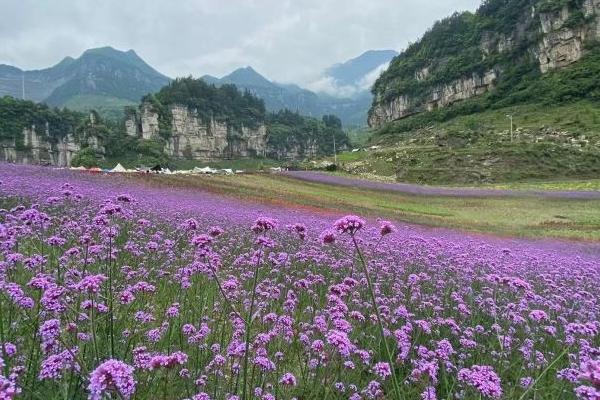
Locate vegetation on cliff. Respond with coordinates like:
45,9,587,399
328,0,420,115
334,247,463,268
144,77,267,133
370,0,600,126
266,110,350,159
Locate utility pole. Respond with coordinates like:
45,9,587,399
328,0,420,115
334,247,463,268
506,114,513,143
332,131,337,165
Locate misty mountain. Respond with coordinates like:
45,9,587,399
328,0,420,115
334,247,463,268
201,64,383,127
0,46,170,118
326,49,398,87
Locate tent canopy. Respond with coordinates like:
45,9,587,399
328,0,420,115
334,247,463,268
111,163,127,173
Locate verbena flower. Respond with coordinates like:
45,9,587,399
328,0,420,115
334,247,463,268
333,215,365,235
88,359,136,400
458,365,502,399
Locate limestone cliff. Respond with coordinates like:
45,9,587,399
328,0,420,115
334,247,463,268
369,0,600,128
125,104,267,160
0,113,104,166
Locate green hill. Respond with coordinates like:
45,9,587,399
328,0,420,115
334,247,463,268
353,0,600,184
0,47,170,120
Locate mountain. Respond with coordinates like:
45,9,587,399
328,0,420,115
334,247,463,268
325,49,398,88
201,66,324,119
201,61,394,128
369,0,600,129
0,46,170,119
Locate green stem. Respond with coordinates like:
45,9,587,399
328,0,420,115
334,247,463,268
352,235,402,399
518,347,569,400
241,248,262,400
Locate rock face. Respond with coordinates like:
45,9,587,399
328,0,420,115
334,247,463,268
536,1,600,72
369,70,498,127
126,104,267,160
0,114,104,166
369,0,600,128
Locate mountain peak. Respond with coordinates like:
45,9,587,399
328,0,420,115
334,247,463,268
224,66,273,87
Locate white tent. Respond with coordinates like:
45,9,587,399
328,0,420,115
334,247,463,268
111,163,127,173
161,168,173,175
193,166,217,174
220,168,234,175
70,166,86,171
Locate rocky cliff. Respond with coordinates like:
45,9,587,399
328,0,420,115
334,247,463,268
369,0,600,128
125,103,267,160
0,111,104,166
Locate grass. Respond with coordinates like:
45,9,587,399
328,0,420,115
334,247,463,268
322,101,600,184
148,172,600,241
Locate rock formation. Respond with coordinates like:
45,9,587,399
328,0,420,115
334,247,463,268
125,103,267,160
0,113,104,166
369,0,600,128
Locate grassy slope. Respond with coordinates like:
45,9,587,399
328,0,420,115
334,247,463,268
146,173,600,241
327,101,600,184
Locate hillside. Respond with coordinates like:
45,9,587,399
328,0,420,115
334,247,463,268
0,47,170,119
369,0,600,128
346,0,600,184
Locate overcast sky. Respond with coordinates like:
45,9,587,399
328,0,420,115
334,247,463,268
1,0,481,85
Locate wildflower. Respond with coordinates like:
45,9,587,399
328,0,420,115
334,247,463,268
421,386,437,400
39,319,61,354
529,310,548,322
279,372,297,386
191,234,213,249
575,385,600,399
520,377,533,388
458,365,502,399
251,217,277,233
334,215,365,235
73,275,107,294
88,359,136,400
319,229,336,244
579,359,600,388
372,362,392,379
0,375,20,399
379,220,395,236
209,226,224,237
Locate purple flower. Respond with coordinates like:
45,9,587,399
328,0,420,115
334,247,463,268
333,215,365,235
579,359,600,388
379,220,395,236
279,372,297,386
458,365,502,399
0,375,20,399
319,229,336,244
575,385,600,400
372,361,392,380
73,274,107,294
251,217,277,233
421,386,437,400
88,359,136,400
191,234,213,249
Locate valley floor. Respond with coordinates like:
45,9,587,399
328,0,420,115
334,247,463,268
142,171,600,241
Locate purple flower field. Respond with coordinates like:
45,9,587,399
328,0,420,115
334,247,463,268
0,164,599,399
283,171,600,200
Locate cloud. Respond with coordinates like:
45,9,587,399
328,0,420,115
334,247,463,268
306,61,392,98
0,0,481,85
